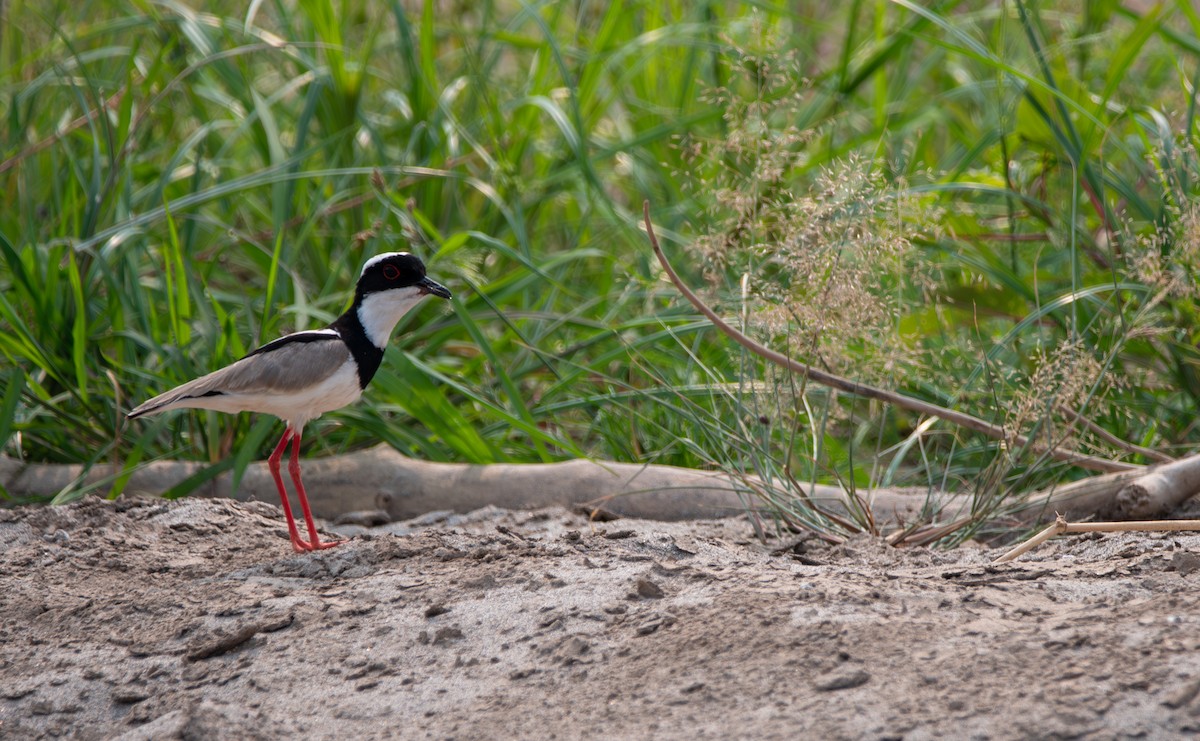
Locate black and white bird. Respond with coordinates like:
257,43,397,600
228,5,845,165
128,252,452,552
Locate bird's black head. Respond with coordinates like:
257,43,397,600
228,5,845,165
356,252,452,301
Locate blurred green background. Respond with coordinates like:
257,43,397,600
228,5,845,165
3,0,1200,537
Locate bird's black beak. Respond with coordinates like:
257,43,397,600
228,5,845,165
418,276,452,300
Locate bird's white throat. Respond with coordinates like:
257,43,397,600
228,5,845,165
357,288,428,348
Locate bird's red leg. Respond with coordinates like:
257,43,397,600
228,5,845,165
288,428,341,550
269,429,313,552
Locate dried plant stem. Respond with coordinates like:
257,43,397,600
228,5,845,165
993,516,1069,563
248,161,472,243
890,516,975,547
0,90,125,175
994,515,1200,563
641,200,1138,475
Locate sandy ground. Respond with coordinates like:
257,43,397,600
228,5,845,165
3,496,1200,740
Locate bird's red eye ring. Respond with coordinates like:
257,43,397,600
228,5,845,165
382,264,401,280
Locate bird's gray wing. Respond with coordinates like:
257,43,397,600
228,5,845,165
128,332,351,417
205,336,351,393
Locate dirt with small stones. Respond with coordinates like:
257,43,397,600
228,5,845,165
4,495,1200,739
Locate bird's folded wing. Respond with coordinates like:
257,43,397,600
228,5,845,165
129,333,351,417
213,336,352,393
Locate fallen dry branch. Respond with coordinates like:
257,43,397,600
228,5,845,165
640,200,1138,475
0,447,939,524
7,445,1200,531
1015,449,1200,522
9,442,1200,530
994,515,1200,563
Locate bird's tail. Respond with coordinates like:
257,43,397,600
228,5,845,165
127,391,181,419
127,377,225,419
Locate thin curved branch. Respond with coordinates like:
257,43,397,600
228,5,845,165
1057,404,1172,464
641,200,1139,475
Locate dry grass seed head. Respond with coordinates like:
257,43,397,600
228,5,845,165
1005,341,1105,451
683,29,936,383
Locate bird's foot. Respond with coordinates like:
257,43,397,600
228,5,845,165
290,536,343,553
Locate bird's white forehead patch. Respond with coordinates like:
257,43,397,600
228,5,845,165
360,252,409,277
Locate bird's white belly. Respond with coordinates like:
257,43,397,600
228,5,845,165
202,362,364,427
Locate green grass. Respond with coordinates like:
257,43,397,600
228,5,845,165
3,1,1200,543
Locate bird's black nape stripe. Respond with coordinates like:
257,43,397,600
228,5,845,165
329,312,384,389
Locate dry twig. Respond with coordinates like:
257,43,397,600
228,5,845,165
994,515,1200,563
